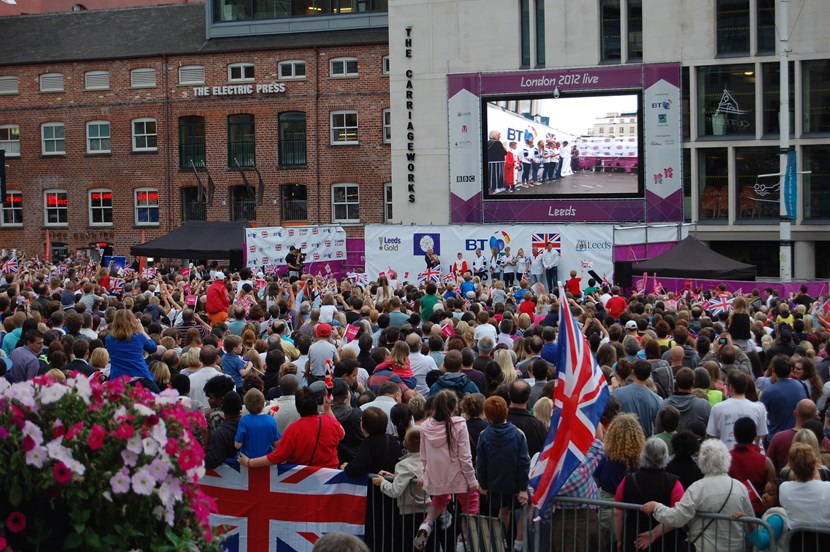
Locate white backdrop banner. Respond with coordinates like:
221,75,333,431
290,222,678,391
245,226,347,271
365,224,614,284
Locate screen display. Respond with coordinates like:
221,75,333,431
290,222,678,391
483,92,643,199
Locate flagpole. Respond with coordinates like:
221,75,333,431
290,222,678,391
778,0,792,282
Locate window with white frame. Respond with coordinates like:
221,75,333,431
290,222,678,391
135,188,160,225
84,70,110,90
179,65,205,85
1,191,23,227
130,68,157,88
89,189,113,226
278,60,306,80
0,125,20,157
332,184,359,223
44,190,68,226
384,183,393,222
228,63,255,82
330,110,358,145
382,109,391,144
41,123,65,155
330,57,358,77
86,121,111,154
382,56,390,75
132,118,158,151
0,76,19,95
40,73,64,92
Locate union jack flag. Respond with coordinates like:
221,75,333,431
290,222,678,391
602,273,611,288
142,267,158,279
263,264,280,276
531,233,561,254
707,296,734,316
2,255,18,274
580,260,593,269
417,265,441,284
111,278,125,294
443,273,456,284
201,463,367,552
529,285,609,516
346,272,369,287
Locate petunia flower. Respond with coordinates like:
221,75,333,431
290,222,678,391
87,424,105,451
53,462,72,485
109,470,131,494
6,511,26,533
130,468,155,496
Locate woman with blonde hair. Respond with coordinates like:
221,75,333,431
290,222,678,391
779,429,830,481
493,348,518,384
180,347,202,376
779,443,830,548
105,309,159,391
182,327,202,353
150,360,171,389
89,347,109,372
532,397,552,430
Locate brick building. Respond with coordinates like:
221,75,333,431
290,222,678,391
0,3,391,259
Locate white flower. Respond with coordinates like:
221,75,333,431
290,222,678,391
155,389,179,405
187,464,205,481
63,457,86,476
147,459,169,483
142,437,160,457
150,421,168,448
165,503,176,526
0,377,10,394
132,403,155,417
121,449,138,468
157,478,182,507
71,375,91,404
9,382,36,409
131,468,156,496
22,420,44,446
25,445,47,468
126,434,143,454
39,383,70,405
113,405,128,422
46,437,71,462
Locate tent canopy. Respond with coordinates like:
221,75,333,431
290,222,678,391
130,221,249,259
632,236,756,280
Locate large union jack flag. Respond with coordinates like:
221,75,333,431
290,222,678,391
417,265,442,284
531,233,561,255
528,285,609,516
707,296,734,317
2,255,18,274
201,463,367,552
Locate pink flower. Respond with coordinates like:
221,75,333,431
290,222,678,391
0,535,7,549
22,435,35,453
164,439,179,456
0,426,8,440
87,424,105,451
176,447,200,472
6,511,26,533
50,421,65,439
116,424,134,440
53,462,72,485
144,414,160,427
109,470,131,494
65,421,85,441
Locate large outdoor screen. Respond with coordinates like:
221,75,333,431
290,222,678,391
482,92,644,200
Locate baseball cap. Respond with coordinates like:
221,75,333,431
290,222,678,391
309,381,328,402
241,283,253,292
60,290,76,310
625,320,638,330
331,377,350,398
214,272,226,280
465,290,476,299
316,323,333,338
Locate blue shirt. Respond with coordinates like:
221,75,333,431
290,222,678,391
222,353,246,390
6,345,40,383
235,413,281,458
612,384,663,437
760,379,808,442
105,333,157,382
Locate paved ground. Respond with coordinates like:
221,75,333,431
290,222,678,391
491,170,639,197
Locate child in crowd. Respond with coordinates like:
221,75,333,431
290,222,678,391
565,269,583,299
731,479,789,551
221,335,253,391
234,388,280,458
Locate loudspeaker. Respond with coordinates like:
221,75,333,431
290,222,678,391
229,249,244,272
614,261,633,288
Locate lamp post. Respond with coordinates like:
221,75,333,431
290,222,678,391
778,0,792,282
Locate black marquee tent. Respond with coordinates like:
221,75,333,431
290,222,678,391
632,236,756,280
130,221,249,259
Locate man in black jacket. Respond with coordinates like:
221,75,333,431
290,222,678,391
506,380,547,457
204,391,242,469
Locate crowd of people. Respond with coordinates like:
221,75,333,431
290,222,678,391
2,254,830,551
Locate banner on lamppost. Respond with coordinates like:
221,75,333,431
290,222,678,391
785,150,797,220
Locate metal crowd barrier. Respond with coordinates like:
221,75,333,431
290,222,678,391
787,526,830,551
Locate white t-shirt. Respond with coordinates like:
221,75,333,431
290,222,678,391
780,480,830,529
706,397,768,451
319,305,337,324
474,323,498,344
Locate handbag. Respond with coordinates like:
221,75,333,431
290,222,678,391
307,416,323,465
688,479,733,548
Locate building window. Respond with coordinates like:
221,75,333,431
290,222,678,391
384,183,393,222
131,68,157,88
132,118,158,151
41,123,65,155
803,60,830,134
179,115,206,169
761,62,794,136
228,63,255,82
89,189,113,226
804,145,830,220
382,56,390,75
600,0,621,63
40,73,64,93
229,186,256,221
330,57,358,77
44,190,68,226
627,0,643,62
135,188,160,226
0,125,20,157
698,148,728,222
332,183,359,223
278,60,306,80
757,1,776,54
682,149,692,222
0,76,19,95
181,187,206,222
520,0,530,67
717,0,750,56
84,70,110,90
697,65,755,138
735,147,779,221
330,110,358,145
228,114,255,167
179,65,205,85
382,109,391,144
86,121,111,154
1,191,23,227
278,112,307,167
535,0,545,67
281,184,307,222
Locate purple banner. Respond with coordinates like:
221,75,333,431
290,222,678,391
478,66,643,95
479,198,645,223
644,277,830,299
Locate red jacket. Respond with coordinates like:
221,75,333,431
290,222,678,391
206,280,230,314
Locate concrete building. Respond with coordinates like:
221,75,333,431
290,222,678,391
386,0,830,279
